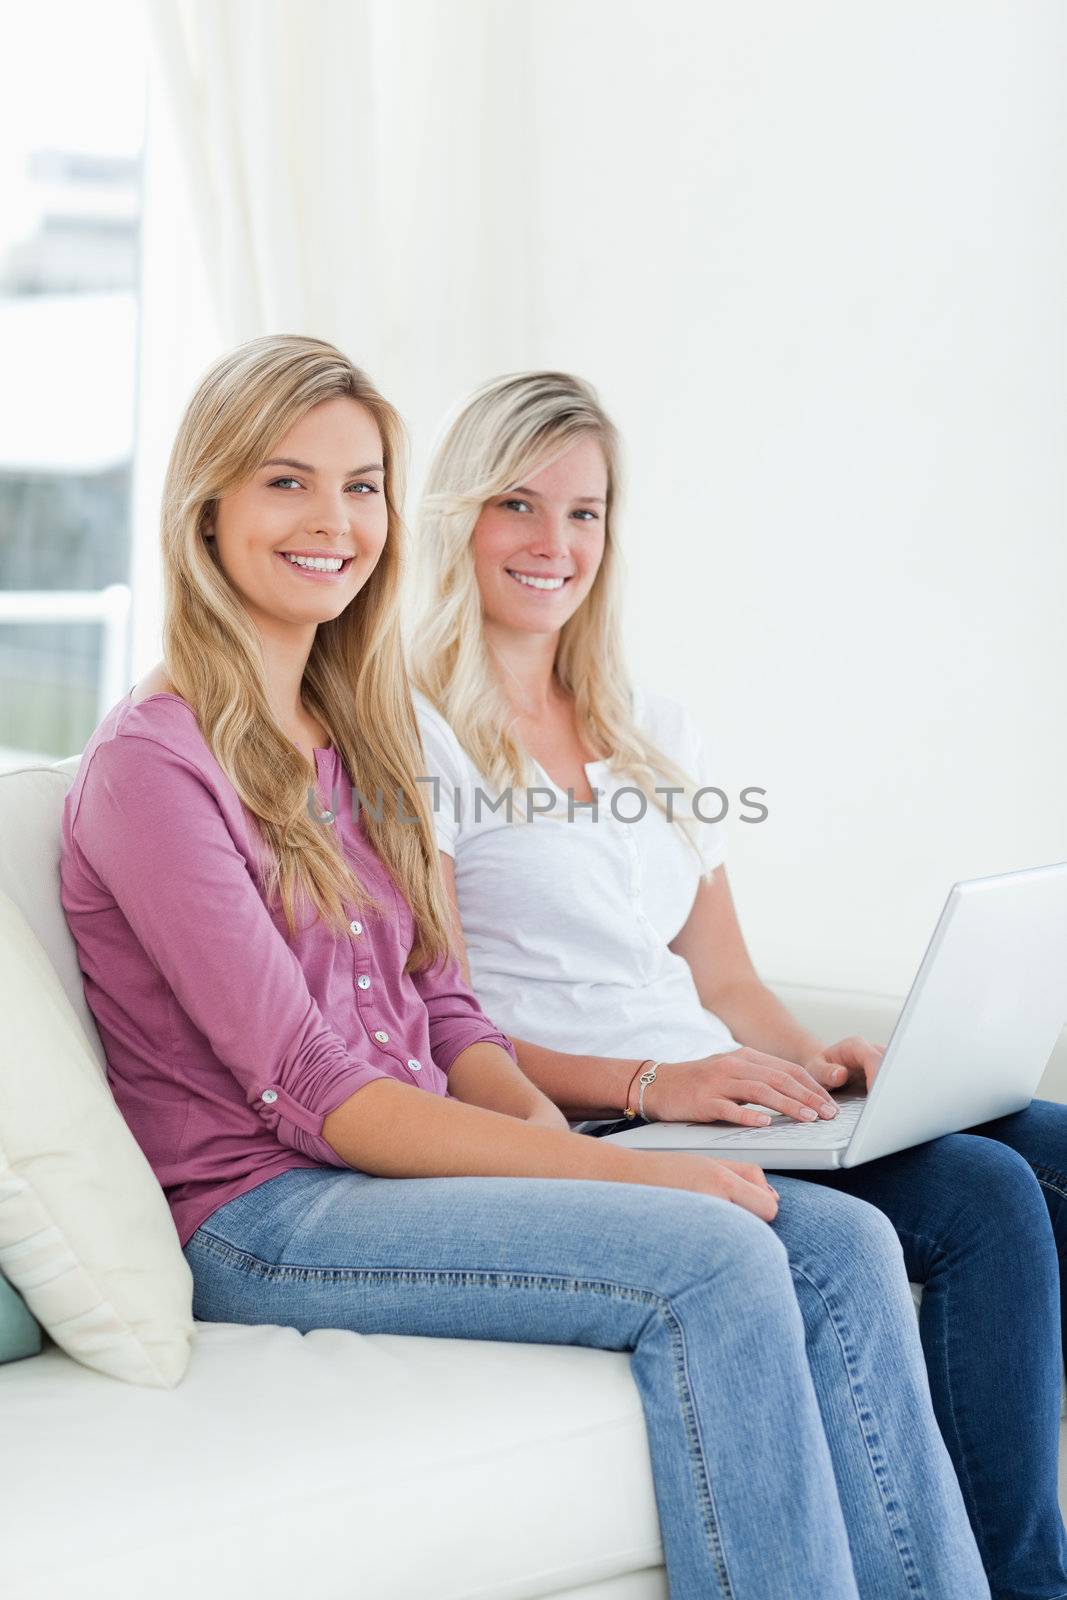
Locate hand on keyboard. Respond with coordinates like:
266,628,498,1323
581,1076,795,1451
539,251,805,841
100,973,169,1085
684,1093,869,1148
642,1047,843,1127
799,1036,887,1096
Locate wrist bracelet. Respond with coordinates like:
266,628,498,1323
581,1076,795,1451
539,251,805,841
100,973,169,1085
623,1059,653,1119
638,1061,663,1122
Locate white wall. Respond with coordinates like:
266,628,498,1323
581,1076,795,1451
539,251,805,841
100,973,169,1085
385,0,1067,1001
140,0,1066,1003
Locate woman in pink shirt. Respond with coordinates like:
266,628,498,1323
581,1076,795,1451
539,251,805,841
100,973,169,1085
60,335,986,1600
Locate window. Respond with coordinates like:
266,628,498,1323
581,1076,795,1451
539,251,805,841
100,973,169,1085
0,1,147,765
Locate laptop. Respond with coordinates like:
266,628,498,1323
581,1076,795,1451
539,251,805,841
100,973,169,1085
597,862,1067,1170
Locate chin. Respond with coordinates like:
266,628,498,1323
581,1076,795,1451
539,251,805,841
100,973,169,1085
505,607,572,634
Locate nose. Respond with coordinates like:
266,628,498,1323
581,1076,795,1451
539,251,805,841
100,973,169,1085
305,486,351,539
527,512,569,561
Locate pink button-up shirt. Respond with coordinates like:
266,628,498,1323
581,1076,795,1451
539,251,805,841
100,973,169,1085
59,692,517,1246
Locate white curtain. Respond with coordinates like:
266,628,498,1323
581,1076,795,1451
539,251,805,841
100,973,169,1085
131,0,542,671
140,0,548,368
145,0,379,342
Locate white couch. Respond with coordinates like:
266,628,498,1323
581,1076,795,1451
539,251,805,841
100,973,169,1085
2,757,1065,1600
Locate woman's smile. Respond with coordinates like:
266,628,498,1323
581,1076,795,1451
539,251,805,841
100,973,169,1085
504,567,573,593
275,549,357,583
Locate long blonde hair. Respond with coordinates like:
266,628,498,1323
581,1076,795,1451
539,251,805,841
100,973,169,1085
161,333,453,968
411,370,703,851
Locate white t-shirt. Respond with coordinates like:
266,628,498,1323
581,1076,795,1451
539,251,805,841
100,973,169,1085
414,686,740,1124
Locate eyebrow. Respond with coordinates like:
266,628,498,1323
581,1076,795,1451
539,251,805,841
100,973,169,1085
506,485,606,505
262,457,385,476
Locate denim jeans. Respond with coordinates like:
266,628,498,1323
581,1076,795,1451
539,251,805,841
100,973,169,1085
785,1099,1067,1600
184,1165,988,1600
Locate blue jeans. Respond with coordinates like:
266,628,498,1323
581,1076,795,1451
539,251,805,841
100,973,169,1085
783,1099,1067,1600
184,1165,987,1599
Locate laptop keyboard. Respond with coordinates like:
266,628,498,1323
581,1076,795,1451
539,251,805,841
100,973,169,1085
690,1094,867,1150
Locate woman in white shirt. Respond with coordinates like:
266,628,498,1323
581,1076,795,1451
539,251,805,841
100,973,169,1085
411,370,1067,1600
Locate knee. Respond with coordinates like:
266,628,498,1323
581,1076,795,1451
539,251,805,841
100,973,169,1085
625,1188,793,1309
678,1202,804,1345
909,1133,1051,1257
699,1199,796,1313
714,1198,792,1274
834,1193,908,1286
781,1184,908,1296
962,1135,1047,1224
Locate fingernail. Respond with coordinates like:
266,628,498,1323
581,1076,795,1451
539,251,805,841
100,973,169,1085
756,1114,772,1125
820,1104,837,1118
832,1067,847,1081
801,1108,818,1120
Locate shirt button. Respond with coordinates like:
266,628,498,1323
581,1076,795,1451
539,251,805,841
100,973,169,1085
357,975,371,990
261,1089,279,1104
374,1030,390,1044
349,920,363,936
407,1058,422,1072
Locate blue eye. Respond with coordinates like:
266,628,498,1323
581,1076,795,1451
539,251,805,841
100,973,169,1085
268,477,379,495
502,498,532,513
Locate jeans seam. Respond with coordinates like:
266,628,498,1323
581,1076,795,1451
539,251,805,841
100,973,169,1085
903,1223,990,1575
1032,1166,1067,1204
788,1257,926,1597
189,1228,738,1598
665,1280,737,1597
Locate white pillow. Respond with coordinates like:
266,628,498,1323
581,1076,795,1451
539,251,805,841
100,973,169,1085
0,890,194,1387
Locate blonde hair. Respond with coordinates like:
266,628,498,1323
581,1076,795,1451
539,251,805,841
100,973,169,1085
411,370,703,854
161,333,453,968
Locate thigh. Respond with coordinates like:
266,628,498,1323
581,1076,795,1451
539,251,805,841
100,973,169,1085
787,1130,1051,1286
768,1171,911,1303
966,1098,1067,1210
183,1164,790,1346
966,1097,1067,1161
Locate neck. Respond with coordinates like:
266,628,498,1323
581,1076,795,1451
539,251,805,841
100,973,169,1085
484,619,562,715
253,612,318,731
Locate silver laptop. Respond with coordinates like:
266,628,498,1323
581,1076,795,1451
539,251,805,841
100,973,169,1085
600,862,1067,1170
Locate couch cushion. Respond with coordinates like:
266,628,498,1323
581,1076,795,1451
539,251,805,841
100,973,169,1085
0,760,106,1077
0,1323,664,1600
0,889,194,1387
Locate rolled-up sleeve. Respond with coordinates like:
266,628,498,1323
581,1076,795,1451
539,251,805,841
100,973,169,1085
69,734,394,1164
410,952,518,1074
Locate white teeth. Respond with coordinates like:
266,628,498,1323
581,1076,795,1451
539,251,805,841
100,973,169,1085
283,554,345,572
506,570,567,590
